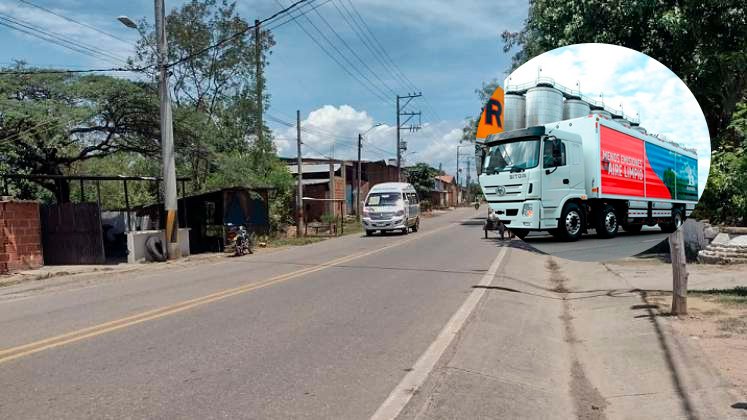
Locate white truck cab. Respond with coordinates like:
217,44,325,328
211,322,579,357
478,116,698,241
362,182,421,236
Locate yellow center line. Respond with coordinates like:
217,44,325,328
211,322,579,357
0,222,455,365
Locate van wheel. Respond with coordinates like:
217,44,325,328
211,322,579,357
365,230,374,236
660,208,683,233
402,227,409,235
595,204,619,239
557,202,584,242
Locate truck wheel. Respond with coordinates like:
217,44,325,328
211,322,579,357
557,202,584,242
660,208,683,233
595,204,619,239
622,223,643,233
512,229,529,240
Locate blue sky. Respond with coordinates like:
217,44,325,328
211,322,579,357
505,44,711,196
0,0,529,181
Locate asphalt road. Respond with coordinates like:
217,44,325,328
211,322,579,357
520,225,669,262
0,207,507,419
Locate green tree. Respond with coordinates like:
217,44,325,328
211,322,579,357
407,162,439,199
501,0,746,146
0,69,161,202
132,0,278,191
499,0,747,224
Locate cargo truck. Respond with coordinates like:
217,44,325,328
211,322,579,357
476,115,699,241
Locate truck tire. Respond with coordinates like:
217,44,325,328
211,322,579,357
595,204,619,239
660,208,684,233
512,229,529,240
557,202,584,242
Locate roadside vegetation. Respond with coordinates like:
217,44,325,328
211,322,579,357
473,0,746,226
0,0,294,232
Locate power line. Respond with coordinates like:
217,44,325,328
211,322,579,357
266,0,332,31
0,66,147,75
166,0,311,69
17,0,133,46
273,0,392,105
340,0,442,122
0,14,129,66
308,4,398,98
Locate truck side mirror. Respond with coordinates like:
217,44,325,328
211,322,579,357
476,147,485,175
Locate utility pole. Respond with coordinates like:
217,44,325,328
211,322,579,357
255,19,263,150
357,133,362,221
670,229,688,315
466,159,471,203
396,93,422,181
155,0,179,259
296,110,304,237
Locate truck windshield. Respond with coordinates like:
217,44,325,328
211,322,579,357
365,192,401,207
483,139,540,175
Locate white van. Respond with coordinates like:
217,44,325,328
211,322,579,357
361,182,421,236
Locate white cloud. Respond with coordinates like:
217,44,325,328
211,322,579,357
504,43,711,196
272,104,469,177
0,2,137,68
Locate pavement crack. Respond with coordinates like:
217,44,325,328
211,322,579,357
546,257,609,420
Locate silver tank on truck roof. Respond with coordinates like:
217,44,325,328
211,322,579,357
525,85,563,126
563,98,591,120
503,93,526,131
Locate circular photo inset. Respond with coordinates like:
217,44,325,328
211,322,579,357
477,43,710,262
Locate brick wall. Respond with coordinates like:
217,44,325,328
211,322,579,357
0,201,43,274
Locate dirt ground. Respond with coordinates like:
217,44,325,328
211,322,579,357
646,289,747,398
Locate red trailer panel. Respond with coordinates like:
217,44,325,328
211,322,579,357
599,126,645,197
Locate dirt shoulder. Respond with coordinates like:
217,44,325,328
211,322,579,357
646,289,747,400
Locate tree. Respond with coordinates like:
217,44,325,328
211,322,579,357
132,0,278,191
0,69,161,202
499,0,747,225
407,163,439,199
501,0,747,147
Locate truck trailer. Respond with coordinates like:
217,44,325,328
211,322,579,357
477,115,699,241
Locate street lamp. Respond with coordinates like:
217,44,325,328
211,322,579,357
356,123,384,220
118,4,180,259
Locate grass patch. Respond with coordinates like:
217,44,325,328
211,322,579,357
691,287,747,308
268,236,327,247
718,317,747,335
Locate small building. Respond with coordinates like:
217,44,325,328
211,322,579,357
435,175,459,207
135,187,271,254
283,158,400,222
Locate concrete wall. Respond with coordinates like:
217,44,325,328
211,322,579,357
127,228,191,263
0,200,43,273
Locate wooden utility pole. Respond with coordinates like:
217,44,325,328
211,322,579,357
670,228,688,315
357,133,363,221
328,161,335,216
255,20,263,148
296,110,304,237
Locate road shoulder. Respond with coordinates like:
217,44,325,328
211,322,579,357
396,244,744,419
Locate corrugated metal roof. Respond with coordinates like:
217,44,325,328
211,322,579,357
287,164,341,174
301,178,330,186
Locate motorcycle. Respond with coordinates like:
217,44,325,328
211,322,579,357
225,223,253,256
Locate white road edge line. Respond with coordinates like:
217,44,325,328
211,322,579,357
370,245,509,420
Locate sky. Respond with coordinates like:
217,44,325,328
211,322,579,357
0,0,529,183
505,43,711,196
